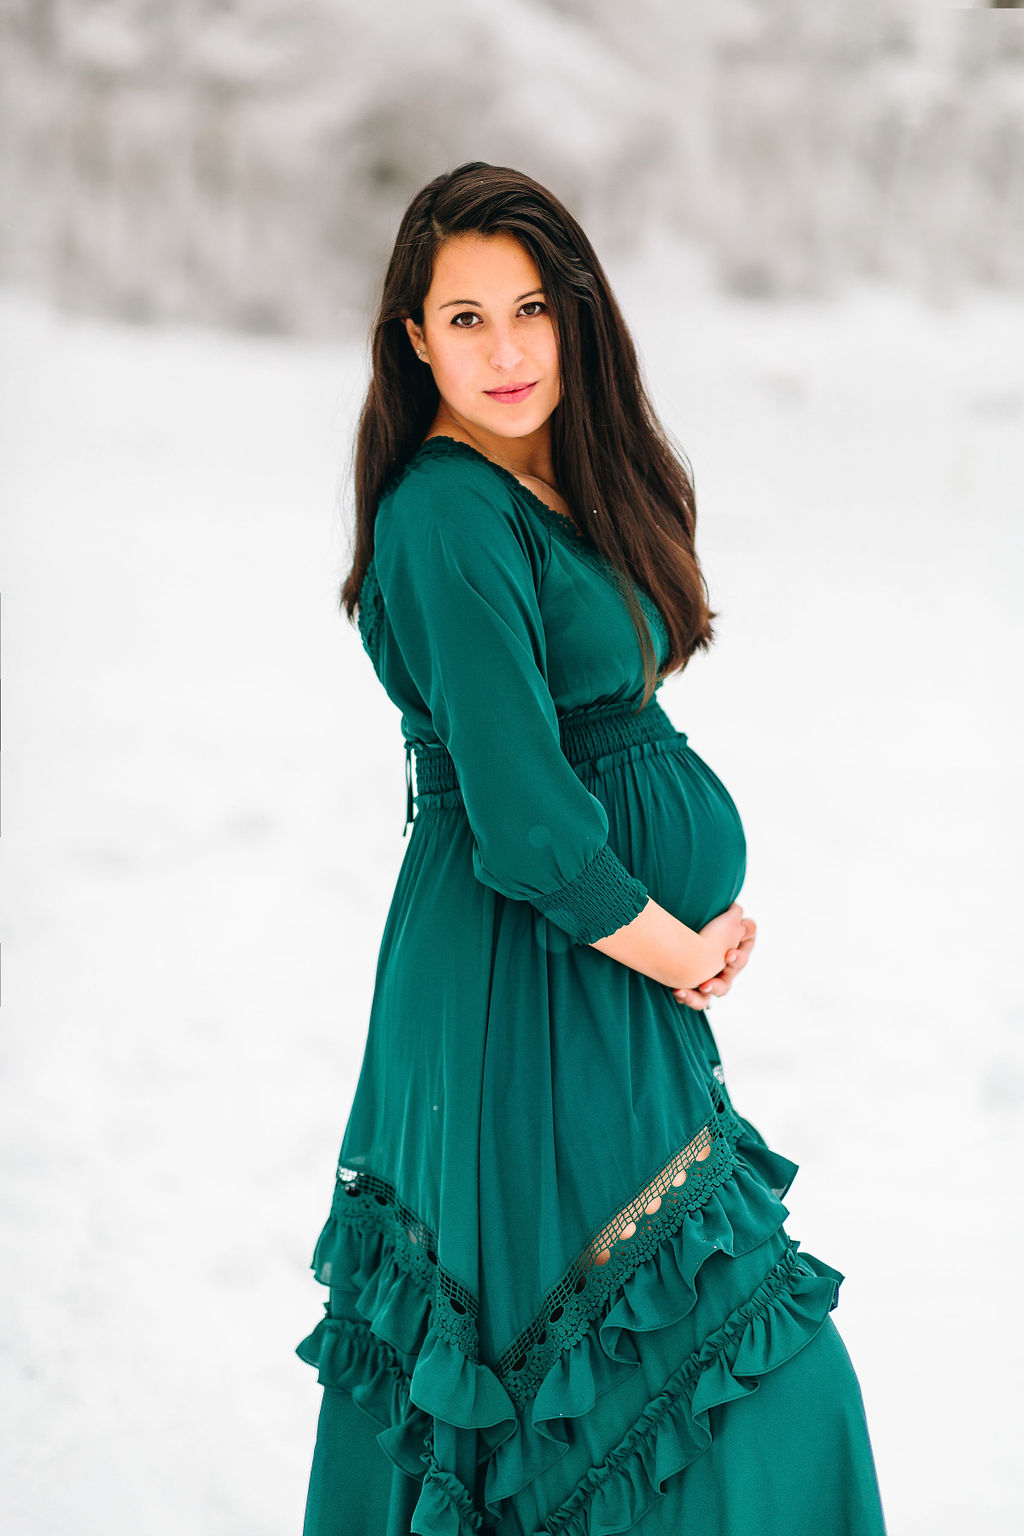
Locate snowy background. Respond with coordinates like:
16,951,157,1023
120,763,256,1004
1,3,1023,1534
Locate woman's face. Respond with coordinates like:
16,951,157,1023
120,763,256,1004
404,231,561,448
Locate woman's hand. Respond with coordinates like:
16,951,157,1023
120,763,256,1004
672,916,757,1010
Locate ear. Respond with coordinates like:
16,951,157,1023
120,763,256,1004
403,316,426,359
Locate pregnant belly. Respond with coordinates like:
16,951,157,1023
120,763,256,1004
578,735,747,933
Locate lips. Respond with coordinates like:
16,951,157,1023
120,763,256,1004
484,381,538,403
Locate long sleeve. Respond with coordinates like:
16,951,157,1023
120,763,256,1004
372,460,651,945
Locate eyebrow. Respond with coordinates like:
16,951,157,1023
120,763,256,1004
437,288,545,310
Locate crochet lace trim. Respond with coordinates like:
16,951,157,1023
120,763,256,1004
357,559,385,674
332,1083,745,1406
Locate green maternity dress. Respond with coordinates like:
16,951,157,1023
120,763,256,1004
296,435,887,1536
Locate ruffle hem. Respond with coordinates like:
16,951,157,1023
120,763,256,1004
296,1125,843,1536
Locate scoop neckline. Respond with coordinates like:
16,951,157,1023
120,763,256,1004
406,433,670,663
413,434,588,544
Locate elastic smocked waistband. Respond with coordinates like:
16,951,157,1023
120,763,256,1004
410,695,683,798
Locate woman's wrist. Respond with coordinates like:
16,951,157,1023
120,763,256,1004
589,897,715,990
679,932,721,991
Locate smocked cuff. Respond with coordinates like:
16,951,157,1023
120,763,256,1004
533,842,651,945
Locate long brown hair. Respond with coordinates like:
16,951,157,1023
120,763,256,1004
341,161,717,707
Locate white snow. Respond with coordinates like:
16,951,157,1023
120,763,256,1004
1,233,1021,1533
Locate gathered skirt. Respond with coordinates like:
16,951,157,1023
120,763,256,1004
296,696,887,1535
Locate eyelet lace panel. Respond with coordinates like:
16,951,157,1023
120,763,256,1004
583,1119,721,1269
495,1102,741,1403
331,1083,746,1407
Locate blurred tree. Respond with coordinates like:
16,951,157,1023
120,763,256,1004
0,0,1020,335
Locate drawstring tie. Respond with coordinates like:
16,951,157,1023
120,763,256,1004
403,740,415,837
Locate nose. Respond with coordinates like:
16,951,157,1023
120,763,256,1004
489,326,524,371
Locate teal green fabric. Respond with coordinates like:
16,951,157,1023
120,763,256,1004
296,436,887,1535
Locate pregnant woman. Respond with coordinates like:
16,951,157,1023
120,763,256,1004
296,161,887,1536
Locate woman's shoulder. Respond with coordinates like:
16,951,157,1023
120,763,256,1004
377,436,528,539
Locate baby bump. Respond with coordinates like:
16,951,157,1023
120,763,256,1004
577,734,747,933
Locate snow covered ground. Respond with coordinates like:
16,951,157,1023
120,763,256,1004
1,230,1021,1533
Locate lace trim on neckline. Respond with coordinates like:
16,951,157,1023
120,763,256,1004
327,1083,747,1408
406,435,670,664
417,434,588,542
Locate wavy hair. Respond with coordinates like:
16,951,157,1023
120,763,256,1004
341,161,717,706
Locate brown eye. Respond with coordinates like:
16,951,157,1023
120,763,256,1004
450,312,480,328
